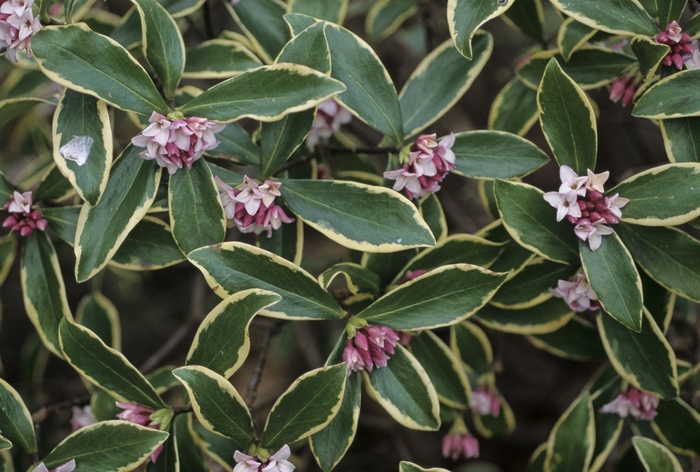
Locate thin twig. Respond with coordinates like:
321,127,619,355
32,395,90,424
326,146,400,155
245,321,279,408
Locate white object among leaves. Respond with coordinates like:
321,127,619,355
59,135,94,166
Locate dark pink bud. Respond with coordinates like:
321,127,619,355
672,43,682,53
354,332,369,350
682,43,695,54
2,215,17,227
29,210,42,220
36,219,47,231
586,201,595,209
11,223,21,232
577,200,587,211
589,211,602,222
603,212,618,224
609,76,628,102
588,191,603,202
566,215,579,224
26,220,36,230
581,210,589,218
681,32,691,43
594,202,608,213
20,226,33,237
673,53,684,69
656,32,670,44
662,55,673,66
621,85,636,107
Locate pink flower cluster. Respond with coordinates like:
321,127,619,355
305,98,352,149
543,165,628,251
656,21,694,70
342,324,400,375
441,432,479,461
599,386,659,421
115,402,165,463
32,460,75,472
609,74,638,107
233,445,295,472
469,385,501,417
216,176,294,237
131,112,224,175
550,273,599,312
3,191,47,237
0,0,42,62
384,133,456,200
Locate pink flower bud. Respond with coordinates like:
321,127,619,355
673,53,684,69
2,215,17,227
662,55,673,66
656,32,670,44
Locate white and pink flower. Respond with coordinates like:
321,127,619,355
2,191,47,237
342,324,400,375
0,0,42,62
441,431,479,461
599,386,659,421
656,21,695,70
305,98,352,149
550,273,599,312
470,385,501,417
233,445,295,472
32,460,76,472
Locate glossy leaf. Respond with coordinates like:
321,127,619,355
287,0,346,24
133,0,185,97
610,163,700,225
319,263,381,298
548,0,658,35
527,316,606,361
494,179,579,263
209,124,260,165
42,421,168,471
661,117,700,163
226,0,290,63
21,231,72,358
257,214,303,265
276,21,331,73
59,317,167,408
177,64,345,123
74,145,161,282
580,234,643,331
538,58,597,175
111,216,185,270
597,309,678,399
0,378,36,453
279,179,435,252
168,158,226,255
558,18,596,61
188,242,344,320
476,297,574,334
323,22,404,145
651,398,700,455
399,462,449,472
450,321,492,374
632,437,683,472
631,36,670,83
357,264,507,330
452,130,549,179
447,0,514,59
173,366,255,448
260,111,315,180
619,224,700,303
41,205,80,246
366,0,418,40
399,33,492,138
0,236,16,286
186,290,281,377
34,164,76,203
502,0,544,40
261,364,347,448
633,70,700,118
76,292,120,350
0,97,54,128
31,24,169,115
657,0,687,28
183,39,262,79
488,77,539,136
490,258,577,309
544,392,595,472
364,345,440,430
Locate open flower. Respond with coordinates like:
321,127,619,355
116,403,171,463
305,98,352,149
441,417,479,461
0,0,42,62
32,460,76,472
70,406,95,431
656,21,694,70
233,445,295,472
3,191,47,237
550,273,599,312
470,385,501,417
342,324,400,375
132,112,224,175
599,386,659,421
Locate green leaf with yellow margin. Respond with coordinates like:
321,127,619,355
399,33,492,138
399,462,450,472
183,39,262,79
619,224,700,303
0,97,55,128
366,0,418,40
74,145,162,282
52,89,112,207
364,345,440,431
42,421,168,472
110,216,185,270
76,292,121,350
447,0,514,60
357,264,507,330
475,297,575,334
177,64,345,123
0,172,13,203
538,58,597,175
420,194,447,242
651,398,700,456
225,0,290,64
261,364,347,448
660,117,700,163
631,36,669,83
31,24,169,115
276,21,331,73
21,231,72,358
597,308,678,399
287,0,347,24
527,316,606,361
132,0,185,97
633,70,700,119
0,436,9,452
0,378,36,453
188,242,344,320
279,179,435,252
488,77,539,136
657,0,687,29
173,366,255,449
588,375,624,472
34,164,76,203
558,18,596,61
580,234,643,331
632,437,683,472
409,331,471,409
174,414,210,472
450,320,492,374
319,263,381,298
547,0,658,36
168,158,226,255
190,421,237,469
257,213,304,265
502,0,544,40
544,392,595,472
283,12,319,36
186,290,281,377
528,443,547,472
608,163,700,226
145,423,178,472
0,236,16,287
494,179,579,263
472,386,516,438
59,317,167,408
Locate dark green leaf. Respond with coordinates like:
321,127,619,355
633,70,700,118
34,164,76,203
447,0,515,59
476,297,574,334
287,0,346,23
558,18,596,61
651,398,700,455
632,437,683,472
503,0,544,40
547,0,658,35
276,21,331,73
527,316,606,361
260,110,315,179
0,97,53,128
226,0,290,63
544,392,595,472
366,0,419,40
42,205,81,246
451,321,492,374
631,36,670,83
488,77,539,136
111,216,185,270
184,39,262,79
0,378,36,453
661,117,700,163
76,292,120,350
489,258,577,309
207,124,260,165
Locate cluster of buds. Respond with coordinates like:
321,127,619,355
550,273,599,312
384,133,456,200
32,461,76,472
216,176,294,237
543,165,628,251
131,111,224,175
305,98,352,149
441,417,479,461
655,21,694,70
116,402,173,463
609,74,639,107
233,445,295,472
3,191,47,237
599,386,659,421
342,323,400,375
0,0,42,62
470,385,501,417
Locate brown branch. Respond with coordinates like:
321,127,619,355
245,321,279,408
31,395,90,424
